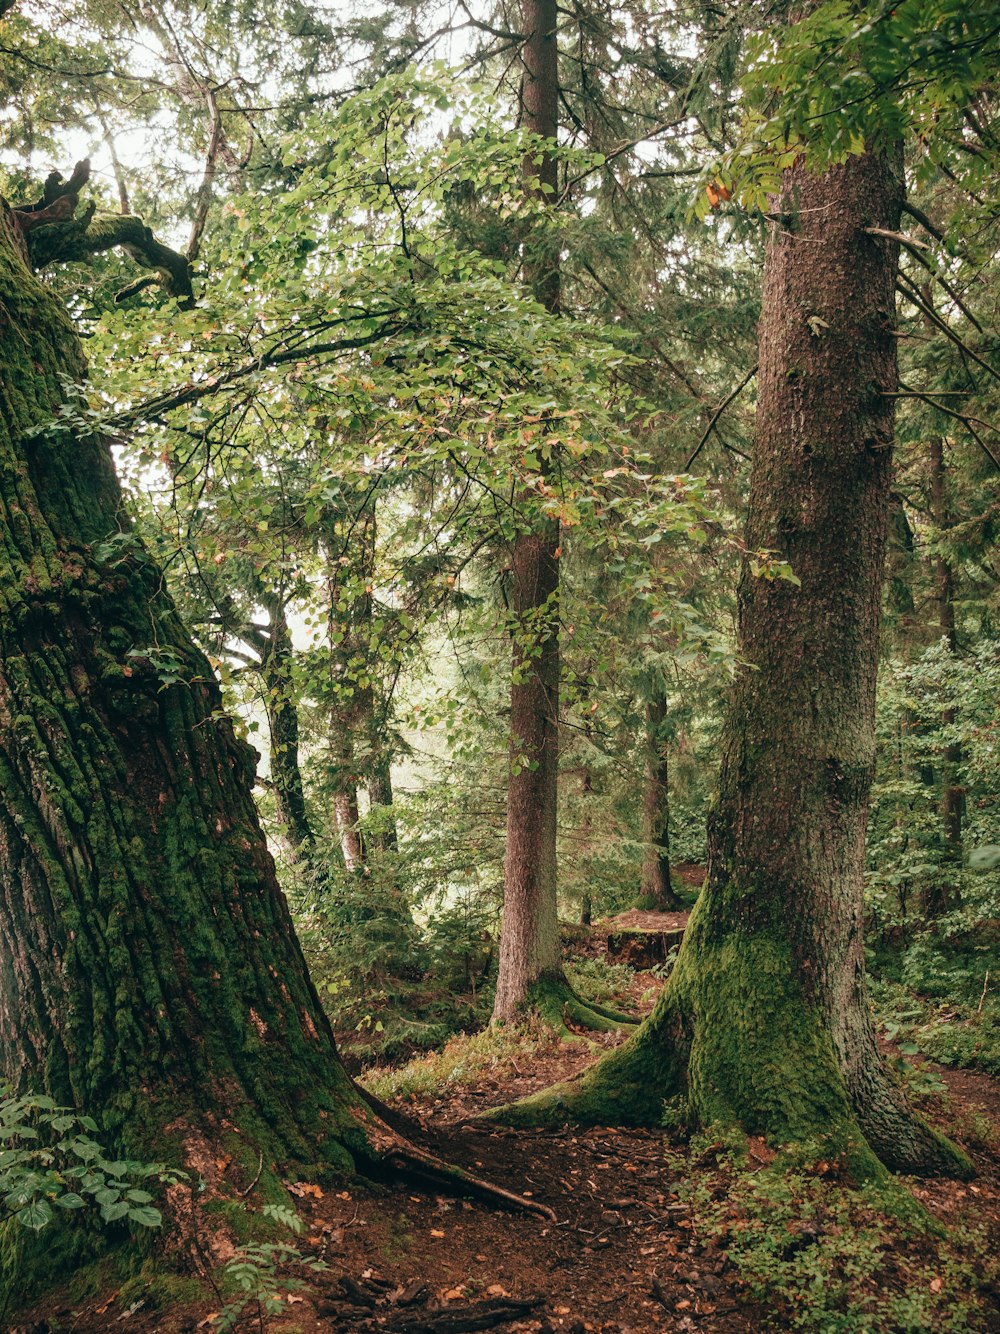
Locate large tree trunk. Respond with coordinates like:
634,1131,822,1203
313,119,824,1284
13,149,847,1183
496,150,968,1177
0,203,397,1301
638,692,682,910
492,0,564,1022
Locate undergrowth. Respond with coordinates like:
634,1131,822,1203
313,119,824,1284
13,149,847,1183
671,1131,998,1332
362,1023,562,1104
872,976,1000,1080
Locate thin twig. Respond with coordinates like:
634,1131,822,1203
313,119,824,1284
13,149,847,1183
238,1150,264,1197
977,969,990,1014
684,364,757,471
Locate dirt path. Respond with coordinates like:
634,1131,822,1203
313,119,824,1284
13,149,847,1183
17,958,1000,1333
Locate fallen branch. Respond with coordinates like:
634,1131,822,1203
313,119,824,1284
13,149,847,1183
378,1295,544,1332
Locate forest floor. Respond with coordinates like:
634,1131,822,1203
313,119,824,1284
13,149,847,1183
15,920,1000,1334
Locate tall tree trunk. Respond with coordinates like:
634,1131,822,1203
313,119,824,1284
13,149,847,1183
928,436,963,915
260,596,315,855
639,692,682,910
0,205,379,1195
493,0,564,1022
498,150,969,1177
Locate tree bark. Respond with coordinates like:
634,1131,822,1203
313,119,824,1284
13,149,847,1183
496,149,969,1177
0,201,379,1239
493,0,564,1022
639,692,682,910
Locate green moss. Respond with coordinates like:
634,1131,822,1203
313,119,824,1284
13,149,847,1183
488,892,965,1182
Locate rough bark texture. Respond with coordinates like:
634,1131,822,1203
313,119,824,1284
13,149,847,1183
0,201,377,1221
494,151,969,1178
638,693,681,910
493,0,563,1022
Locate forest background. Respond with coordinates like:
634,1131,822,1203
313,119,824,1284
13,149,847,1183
0,0,998,1329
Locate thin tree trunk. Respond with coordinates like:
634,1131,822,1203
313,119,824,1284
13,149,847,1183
928,436,963,915
261,596,314,855
331,725,364,872
639,692,682,910
499,149,969,1178
493,0,563,1022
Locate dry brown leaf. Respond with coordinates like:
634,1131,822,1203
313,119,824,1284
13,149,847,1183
289,1181,324,1198
430,1228,446,1238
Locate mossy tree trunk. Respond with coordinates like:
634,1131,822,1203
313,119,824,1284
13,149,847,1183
496,150,969,1177
0,202,379,1191
493,0,564,1022
638,691,682,911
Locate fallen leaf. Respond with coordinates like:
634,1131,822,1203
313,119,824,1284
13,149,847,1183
930,1278,943,1293
289,1181,324,1198
444,1288,465,1300
431,1229,446,1238
487,1285,509,1297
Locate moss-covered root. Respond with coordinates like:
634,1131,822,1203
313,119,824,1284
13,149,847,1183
485,991,688,1130
508,973,641,1041
484,909,973,1184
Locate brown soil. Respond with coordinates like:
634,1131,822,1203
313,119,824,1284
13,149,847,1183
15,940,1000,1334
599,911,689,934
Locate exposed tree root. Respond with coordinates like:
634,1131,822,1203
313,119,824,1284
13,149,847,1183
518,973,640,1041
482,909,974,1183
364,1121,556,1221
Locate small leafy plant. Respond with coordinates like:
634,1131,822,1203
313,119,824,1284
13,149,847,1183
213,1204,326,1333
0,1088,183,1234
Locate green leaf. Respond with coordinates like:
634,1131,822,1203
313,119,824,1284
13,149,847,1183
20,1198,53,1231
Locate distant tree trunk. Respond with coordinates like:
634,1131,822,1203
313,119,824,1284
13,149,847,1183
639,692,682,910
928,436,963,914
493,0,564,1022
501,148,968,1177
367,755,399,853
260,595,315,855
0,203,381,1233
331,723,364,872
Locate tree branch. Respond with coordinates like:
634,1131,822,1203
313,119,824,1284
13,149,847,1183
684,364,758,471
14,159,195,306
